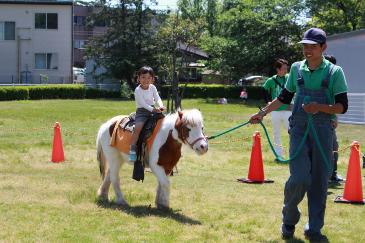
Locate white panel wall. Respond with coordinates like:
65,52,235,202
0,3,72,83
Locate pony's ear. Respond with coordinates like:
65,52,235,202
178,110,183,119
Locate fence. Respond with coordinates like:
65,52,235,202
0,74,72,85
338,93,365,125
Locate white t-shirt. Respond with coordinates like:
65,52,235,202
134,84,163,112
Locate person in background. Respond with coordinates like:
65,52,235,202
324,54,344,183
262,59,291,159
250,28,348,241
129,66,165,162
240,88,248,102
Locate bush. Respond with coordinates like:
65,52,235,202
0,87,29,101
160,84,264,100
0,85,120,101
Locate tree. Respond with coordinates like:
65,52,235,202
156,13,205,111
306,0,365,34
200,0,304,79
85,0,163,86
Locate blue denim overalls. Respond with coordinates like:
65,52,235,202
282,61,334,234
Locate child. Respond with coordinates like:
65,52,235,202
129,66,165,162
240,88,248,102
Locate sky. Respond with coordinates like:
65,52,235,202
153,0,178,10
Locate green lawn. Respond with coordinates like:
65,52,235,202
0,99,364,242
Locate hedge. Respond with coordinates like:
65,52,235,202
0,85,120,101
0,84,264,101
160,84,265,100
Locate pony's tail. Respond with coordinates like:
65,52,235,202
96,132,106,180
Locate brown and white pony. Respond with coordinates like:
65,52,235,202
96,109,208,209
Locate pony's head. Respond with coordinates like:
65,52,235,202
175,109,208,155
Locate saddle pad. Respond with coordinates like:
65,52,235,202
110,117,163,154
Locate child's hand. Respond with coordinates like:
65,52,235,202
152,108,162,113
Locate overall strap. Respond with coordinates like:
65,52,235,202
272,76,285,89
295,61,305,87
321,63,335,89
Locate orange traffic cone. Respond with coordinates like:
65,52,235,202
335,141,364,204
51,122,65,163
237,131,273,184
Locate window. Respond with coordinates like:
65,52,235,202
35,13,58,29
74,39,87,49
0,22,15,40
35,53,58,70
73,16,86,26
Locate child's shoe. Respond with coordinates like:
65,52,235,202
129,150,136,162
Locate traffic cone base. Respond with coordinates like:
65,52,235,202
238,131,273,184
334,196,365,204
334,141,364,205
237,178,274,184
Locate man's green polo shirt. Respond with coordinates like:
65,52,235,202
285,57,348,104
263,74,289,111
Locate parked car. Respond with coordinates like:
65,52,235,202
237,75,264,86
73,67,85,84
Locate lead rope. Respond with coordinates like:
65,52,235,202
208,115,332,173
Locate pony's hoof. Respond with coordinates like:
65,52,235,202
96,196,109,206
116,199,129,207
156,203,170,211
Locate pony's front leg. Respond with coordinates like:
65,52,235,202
150,162,170,209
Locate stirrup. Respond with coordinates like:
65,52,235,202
129,150,136,162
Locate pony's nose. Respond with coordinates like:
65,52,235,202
200,144,208,152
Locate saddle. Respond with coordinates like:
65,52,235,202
109,112,164,154
109,112,164,182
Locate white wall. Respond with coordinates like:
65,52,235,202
326,30,365,93
0,3,72,83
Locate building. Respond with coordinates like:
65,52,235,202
326,29,365,124
0,0,73,84
73,4,107,68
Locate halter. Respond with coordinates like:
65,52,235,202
175,112,207,149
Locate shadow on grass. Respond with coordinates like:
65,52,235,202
96,199,201,225
284,236,305,243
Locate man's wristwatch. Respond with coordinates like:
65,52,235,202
258,109,267,117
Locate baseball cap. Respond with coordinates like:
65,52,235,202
298,28,326,44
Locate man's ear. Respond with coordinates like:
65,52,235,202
322,43,327,52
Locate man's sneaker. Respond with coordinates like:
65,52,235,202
329,174,344,183
129,150,136,162
281,224,295,239
304,223,328,242
304,230,328,242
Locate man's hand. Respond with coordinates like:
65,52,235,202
249,111,265,124
302,102,321,114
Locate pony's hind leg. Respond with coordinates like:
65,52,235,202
97,169,111,201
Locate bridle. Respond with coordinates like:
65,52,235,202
175,112,207,149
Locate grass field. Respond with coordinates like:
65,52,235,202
0,99,364,242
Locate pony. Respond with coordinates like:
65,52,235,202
96,109,208,209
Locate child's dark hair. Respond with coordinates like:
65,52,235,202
137,66,155,78
274,58,288,70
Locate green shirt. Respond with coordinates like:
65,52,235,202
285,58,348,103
263,74,289,111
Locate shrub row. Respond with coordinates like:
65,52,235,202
0,84,265,101
0,85,120,101
160,84,264,100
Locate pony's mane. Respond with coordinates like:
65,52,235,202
180,109,203,127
